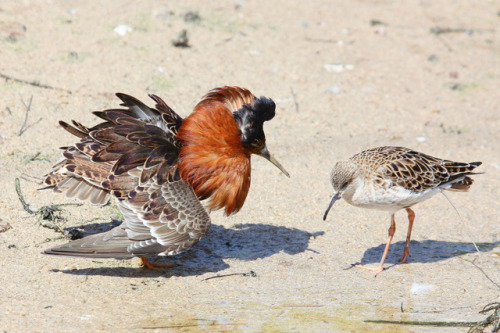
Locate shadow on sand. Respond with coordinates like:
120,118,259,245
51,222,324,278
352,240,500,269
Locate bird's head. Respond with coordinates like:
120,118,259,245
323,160,359,221
233,96,290,177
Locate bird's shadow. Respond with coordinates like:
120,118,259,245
53,223,324,278
353,240,500,268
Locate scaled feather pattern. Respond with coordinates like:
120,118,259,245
334,146,482,211
43,86,283,260
324,146,482,274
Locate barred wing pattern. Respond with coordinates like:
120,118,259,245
45,178,210,258
44,93,211,258
122,178,210,256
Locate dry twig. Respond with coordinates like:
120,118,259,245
18,95,42,136
0,72,72,94
15,177,35,214
365,319,476,327
468,303,500,333
203,271,257,281
462,257,500,290
290,87,299,113
15,178,82,238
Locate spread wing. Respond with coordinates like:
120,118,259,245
353,146,481,193
44,93,182,203
44,93,211,258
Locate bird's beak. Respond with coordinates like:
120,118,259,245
258,146,290,177
323,192,341,221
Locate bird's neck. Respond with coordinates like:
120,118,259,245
176,101,252,215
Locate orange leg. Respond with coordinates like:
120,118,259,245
356,214,396,275
139,256,175,271
399,208,415,263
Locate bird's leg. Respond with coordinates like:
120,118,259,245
399,208,415,263
356,214,396,275
139,256,175,271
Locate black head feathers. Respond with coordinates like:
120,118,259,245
252,96,276,121
233,96,276,146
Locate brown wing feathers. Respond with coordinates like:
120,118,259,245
369,147,482,192
44,94,183,203
58,120,89,138
149,93,183,136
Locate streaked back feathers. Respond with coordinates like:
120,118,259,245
337,146,482,193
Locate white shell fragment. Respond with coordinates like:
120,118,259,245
324,63,354,73
114,24,133,36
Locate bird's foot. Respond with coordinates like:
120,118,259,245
139,257,175,271
399,248,411,263
355,264,385,276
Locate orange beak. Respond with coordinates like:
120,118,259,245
258,146,290,177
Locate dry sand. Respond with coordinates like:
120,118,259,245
0,1,499,332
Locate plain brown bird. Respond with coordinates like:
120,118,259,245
43,86,289,270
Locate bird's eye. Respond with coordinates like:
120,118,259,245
252,139,264,148
341,182,348,189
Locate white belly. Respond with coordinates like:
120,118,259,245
345,181,439,213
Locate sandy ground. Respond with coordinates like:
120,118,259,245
0,1,499,332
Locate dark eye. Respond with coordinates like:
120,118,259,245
252,139,264,148
341,182,348,189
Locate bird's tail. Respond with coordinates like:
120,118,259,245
445,161,482,192
44,226,134,259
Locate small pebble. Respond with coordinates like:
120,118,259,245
428,54,439,62
184,11,200,23
324,64,354,73
114,24,132,36
326,86,341,94
172,29,189,47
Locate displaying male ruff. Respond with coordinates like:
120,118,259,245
43,87,289,270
